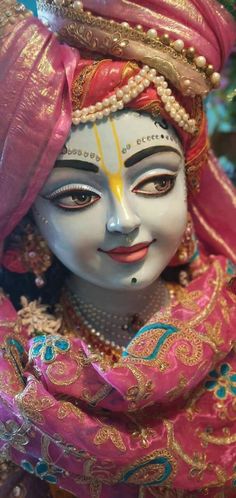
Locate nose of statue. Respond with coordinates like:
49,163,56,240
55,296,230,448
106,199,141,234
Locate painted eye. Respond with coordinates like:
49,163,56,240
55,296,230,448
51,191,100,210
133,175,176,196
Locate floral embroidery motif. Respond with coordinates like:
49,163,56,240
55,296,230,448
0,420,30,452
16,381,55,424
205,363,236,399
121,450,176,486
29,334,70,363
21,458,64,484
94,426,126,452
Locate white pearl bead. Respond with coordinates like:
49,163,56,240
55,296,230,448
170,109,176,118
211,72,221,85
149,68,157,77
134,75,142,83
175,113,181,122
162,95,168,103
121,22,130,28
74,109,81,118
95,102,103,111
143,78,150,88
131,89,138,98
162,81,168,88
103,98,110,107
137,83,144,92
179,120,184,127
165,103,171,112
166,89,172,96
143,65,149,71
116,89,124,99
194,56,206,68
111,104,118,112
81,116,88,123
103,108,110,116
128,79,136,88
90,115,96,122
123,94,131,103
140,69,147,77
72,118,80,125
189,119,195,126
173,39,184,52
136,24,143,31
97,111,103,120
73,0,83,10
123,85,130,94
157,87,164,96
147,28,157,38
117,101,124,110
109,95,117,105
89,105,95,113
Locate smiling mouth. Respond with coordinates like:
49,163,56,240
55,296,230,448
98,240,156,263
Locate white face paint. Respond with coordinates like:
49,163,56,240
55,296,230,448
33,111,187,291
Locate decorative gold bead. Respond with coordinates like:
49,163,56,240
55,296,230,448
173,39,184,52
161,33,170,45
135,24,143,31
206,64,214,76
186,47,196,59
147,28,158,38
211,72,221,87
194,55,206,69
121,21,129,28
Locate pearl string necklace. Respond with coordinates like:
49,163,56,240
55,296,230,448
72,65,197,134
64,279,167,349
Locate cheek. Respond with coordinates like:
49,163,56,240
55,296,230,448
33,199,107,257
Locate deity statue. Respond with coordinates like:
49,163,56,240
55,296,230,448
0,1,236,497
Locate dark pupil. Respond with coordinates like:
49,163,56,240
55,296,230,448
158,179,168,188
72,193,90,204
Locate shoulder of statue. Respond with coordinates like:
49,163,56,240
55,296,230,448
0,0,33,40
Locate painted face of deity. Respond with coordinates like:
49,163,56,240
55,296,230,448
33,111,187,290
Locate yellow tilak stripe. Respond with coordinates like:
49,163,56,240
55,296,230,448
93,120,124,203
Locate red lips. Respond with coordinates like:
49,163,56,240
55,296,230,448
98,240,154,263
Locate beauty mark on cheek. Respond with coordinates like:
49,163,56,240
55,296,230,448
93,120,124,203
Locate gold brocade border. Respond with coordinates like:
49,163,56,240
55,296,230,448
37,0,209,81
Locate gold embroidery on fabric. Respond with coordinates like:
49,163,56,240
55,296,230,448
93,425,126,452
82,384,112,406
16,380,55,424
0,370,23,396
198,430,236,446
204,322,224,347
131,425,156,449
46,350,89,386
167,373,188,401
125,364,153,410
119,449,177,485
57,401,84,421
72,61,102,110
165,420,209,480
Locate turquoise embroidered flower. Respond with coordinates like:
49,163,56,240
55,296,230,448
29,334,70,363
21,459,64,484
0,420,29,452
205,363,236,399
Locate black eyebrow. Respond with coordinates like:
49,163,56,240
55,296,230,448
124,146,182,168
55,160,99,173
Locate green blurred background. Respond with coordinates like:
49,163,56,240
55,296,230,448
21,0,236,183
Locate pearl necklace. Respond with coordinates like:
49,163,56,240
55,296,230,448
61,280,168,362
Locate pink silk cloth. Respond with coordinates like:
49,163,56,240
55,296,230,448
0,255,236,497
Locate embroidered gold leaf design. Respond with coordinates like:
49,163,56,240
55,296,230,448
220,298,230,324
90,480,102,498
16,381,55,424
57,402,84,421
18,297,62,336
131,426,156,448
174,287,202,312
204,321,223,347
94,426,126,452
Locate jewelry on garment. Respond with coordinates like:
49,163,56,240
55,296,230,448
72,65,197,134
62,278,167,352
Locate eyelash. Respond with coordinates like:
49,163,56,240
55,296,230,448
44,174,176,211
